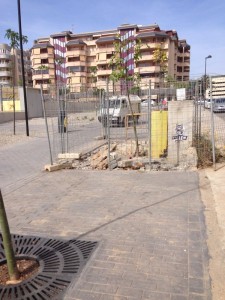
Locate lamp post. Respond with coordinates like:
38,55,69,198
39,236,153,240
204,55,212,99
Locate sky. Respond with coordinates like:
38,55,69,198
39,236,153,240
0,0,224,79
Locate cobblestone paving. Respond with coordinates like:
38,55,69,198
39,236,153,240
2,169,211,300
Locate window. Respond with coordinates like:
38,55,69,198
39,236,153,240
41,59,48,64
40,48,48,54
67,66,86,72
68,57,80,62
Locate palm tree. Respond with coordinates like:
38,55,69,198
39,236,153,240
5,29,28,135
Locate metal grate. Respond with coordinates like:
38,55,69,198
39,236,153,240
0,234,98,299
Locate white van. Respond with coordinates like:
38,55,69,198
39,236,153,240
97,95,141,126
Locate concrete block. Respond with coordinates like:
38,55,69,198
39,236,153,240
118,160,133,168
58,153,81,160
109,159,118,169
44,162,73,172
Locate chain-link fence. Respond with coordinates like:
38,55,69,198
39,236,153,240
1,79,225,170
45,80,196,170
193,79,225,169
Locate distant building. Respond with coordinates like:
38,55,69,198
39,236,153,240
206,75,225,99
0,43,32,87
31,23,190,92
0,43,12,85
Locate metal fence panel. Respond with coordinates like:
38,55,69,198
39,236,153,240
1,80,225,170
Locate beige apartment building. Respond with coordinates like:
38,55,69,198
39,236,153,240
31,23,190,92
0,43,32,86
0,43,12,85
206,75,225,99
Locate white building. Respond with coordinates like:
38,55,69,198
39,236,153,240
206,75,225,99
0,43,12,85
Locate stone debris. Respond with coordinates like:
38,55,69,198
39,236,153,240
90,143,117,170
53,142,198,172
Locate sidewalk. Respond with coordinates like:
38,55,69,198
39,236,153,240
200,165,225,300
1,175,211,299
0,136,214,299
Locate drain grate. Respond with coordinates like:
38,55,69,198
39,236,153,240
0,234,98,299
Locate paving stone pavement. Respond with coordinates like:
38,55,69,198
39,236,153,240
1,164,211,299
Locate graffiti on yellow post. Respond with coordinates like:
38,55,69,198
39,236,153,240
151,111,168,158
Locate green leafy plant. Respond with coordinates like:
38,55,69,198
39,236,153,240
153,43,168,79
109,36,142,156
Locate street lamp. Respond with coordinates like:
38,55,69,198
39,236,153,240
204,55,212,99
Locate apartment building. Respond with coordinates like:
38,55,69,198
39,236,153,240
0,43,12,85
0,43,32,86
31,23,190,92
206,75,225,99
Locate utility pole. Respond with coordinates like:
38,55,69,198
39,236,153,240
17,0,29,136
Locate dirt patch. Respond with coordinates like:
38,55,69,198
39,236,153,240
199,169,225,300
0,258,39,285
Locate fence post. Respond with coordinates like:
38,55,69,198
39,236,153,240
210,77,216,170
106,79,111,170
0,85,2,111
199,83,202,137
64,85,68,153
40,85,53,165
148,80,152,170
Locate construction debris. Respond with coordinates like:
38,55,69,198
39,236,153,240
90,143,117,170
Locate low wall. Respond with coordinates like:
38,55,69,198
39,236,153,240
0,87,43,122
0,111,25,124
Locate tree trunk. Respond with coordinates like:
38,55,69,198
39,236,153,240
0,190,19,281
126,83,139,157
12,50,16,135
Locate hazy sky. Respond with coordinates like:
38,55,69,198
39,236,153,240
1,0,224,78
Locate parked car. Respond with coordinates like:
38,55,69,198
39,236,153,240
212,98,225,113
197,99,205,105
204,99,212,109
141,99,155,107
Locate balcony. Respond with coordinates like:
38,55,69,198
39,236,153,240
86,61,97,67
135,66,161,73
97,69,112,76
86,50,97,56
66,49,86,56
96,59,111,65
34,83,50,89
0,71,11,76
140,43,159,50
139,54,153,61
0,54,11,59
0,62,11,68
0,80,11,85
96,46,114,54
66,61,86,67
39,52,54,59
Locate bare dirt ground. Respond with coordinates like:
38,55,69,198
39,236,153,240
199,167,225,300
